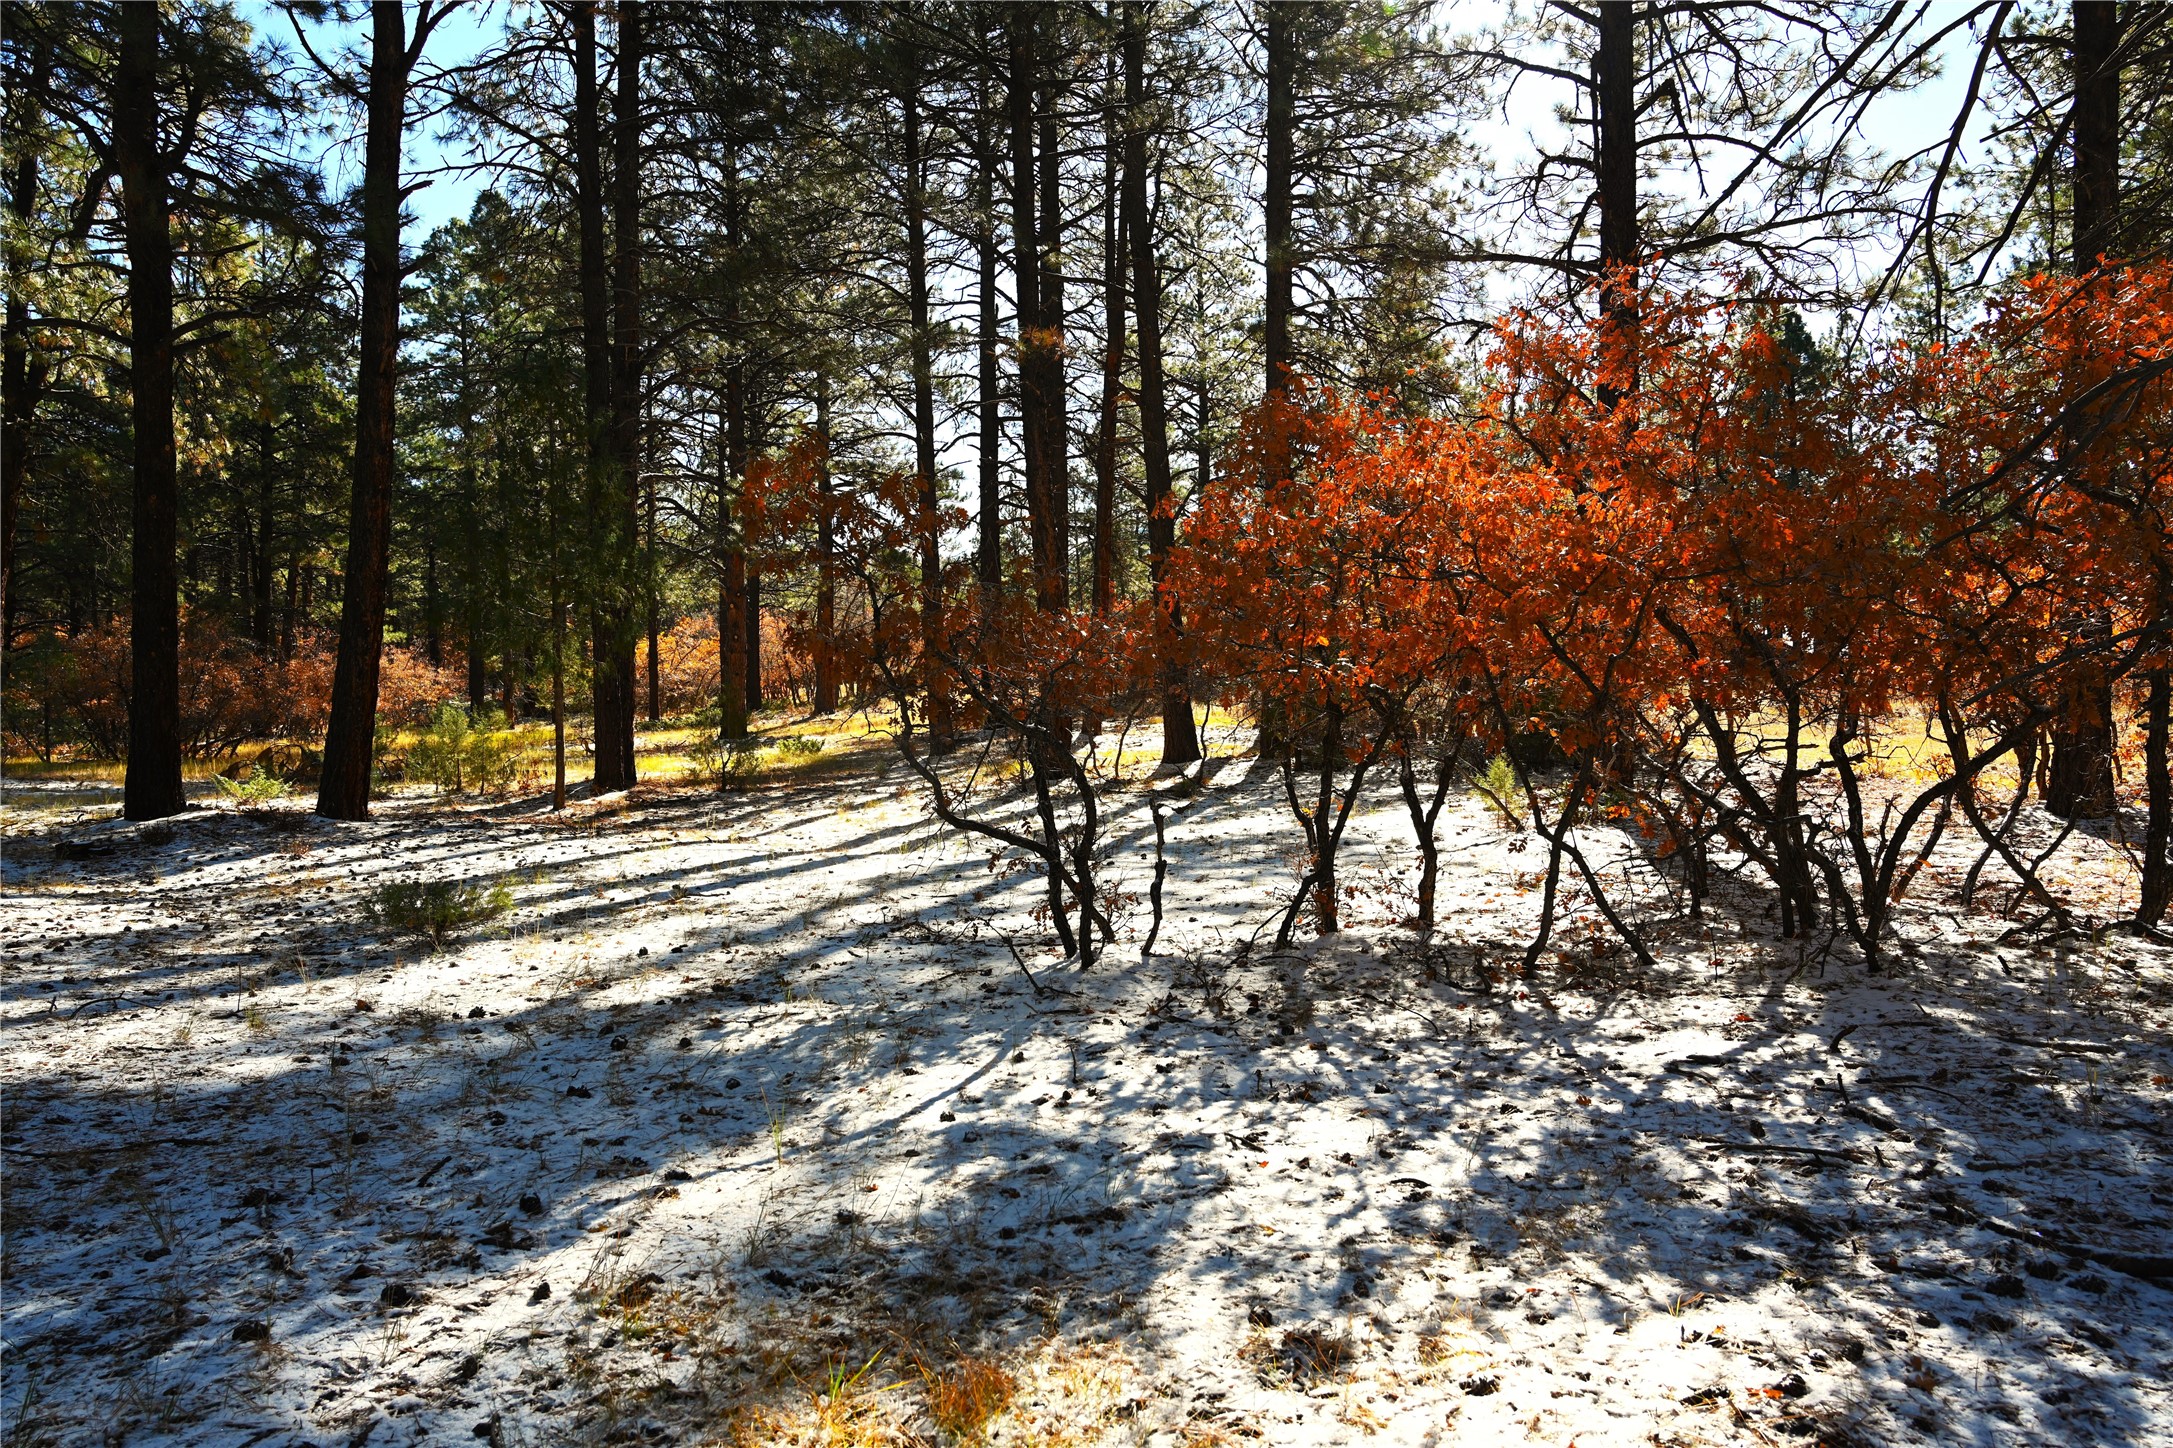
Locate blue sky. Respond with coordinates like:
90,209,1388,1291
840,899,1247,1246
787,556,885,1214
251,0,2002,291
247,0,496,238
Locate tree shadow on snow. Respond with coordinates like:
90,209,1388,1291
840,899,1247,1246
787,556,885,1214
2,749,2169,1447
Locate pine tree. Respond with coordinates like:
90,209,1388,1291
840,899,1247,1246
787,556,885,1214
320,1,455,821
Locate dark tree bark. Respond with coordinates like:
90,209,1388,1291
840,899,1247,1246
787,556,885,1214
902,61,953,745
424,541,440,664
573,2,612,670
548,424,568,809
1037,72,1069,606
1007,15,1042,581
1253,0,1298,756
716,150,749,743
114,3,184,821
2047,0,2121,820
2143,667,2170,924
1195,346,1211,497
814,373,839,712
277,562,298,657
718,384,748,742
1594,0,1639,406
573,3,624,787
1125,9,1200,766
975,91,1003,598
322,3,441,819
569,7,612,484
2045,626,2119,818
643,469,659,720
552,575,568,808
1008,13,1063,613
1,37,50,649
1262,0,1293,403
2072,0,2120,272
466,628,485,714
1397,738,1457,933
1092,51,1121,622
251,428,276,647
745,563,760,712
594,0,643,788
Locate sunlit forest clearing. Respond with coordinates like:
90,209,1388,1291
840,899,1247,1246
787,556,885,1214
4,2,2173,1446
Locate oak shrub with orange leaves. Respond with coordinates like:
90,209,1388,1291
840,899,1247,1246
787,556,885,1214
804,458,1145,964
1172,267,2173,967
774,268,2171,968
3,614,463,768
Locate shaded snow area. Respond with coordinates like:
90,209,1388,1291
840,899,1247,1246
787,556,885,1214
4,741,2171,1447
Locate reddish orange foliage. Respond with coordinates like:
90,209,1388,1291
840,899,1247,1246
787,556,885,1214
1172,267,2173,952
797,267,2173,958
4,615,462,763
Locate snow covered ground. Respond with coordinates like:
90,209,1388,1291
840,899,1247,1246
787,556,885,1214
4,734,2170,1447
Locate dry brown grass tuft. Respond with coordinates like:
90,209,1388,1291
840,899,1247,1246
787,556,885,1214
561,1306,1150,1447
1240,1322,1355,1390
920,1354,1018,1442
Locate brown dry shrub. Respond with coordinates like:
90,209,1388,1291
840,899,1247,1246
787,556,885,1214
644,615,721,716
641,612,814,716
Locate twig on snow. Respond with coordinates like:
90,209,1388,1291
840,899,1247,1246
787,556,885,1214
991,927,1077,999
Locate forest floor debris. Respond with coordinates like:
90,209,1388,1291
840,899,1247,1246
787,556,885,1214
4,732,2170,1446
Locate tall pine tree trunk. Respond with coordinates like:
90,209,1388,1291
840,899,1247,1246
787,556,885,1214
1254,1,1296,756
1126,10,1201,766
1038,86,1069,606
1262,1,1292,402
2072,1,2120,272
1594,0,1639,406
1093,53,1121,623
573,0,637,789
2047,0,2121,820
644,471,659,720
1008,15,1063,614
716,151,750,745
718,380,748,743
745,564,761,713
593,0,643,788
814,373,839,712
115,3,184,821
319,1,411,820
903,66,953,745
976,95,1003,599
744,419,761,715
551,460,568,810
1573,3,1648,793
1,38,49,649
251,429,276,647
572,2,620,786
424,542,441,664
